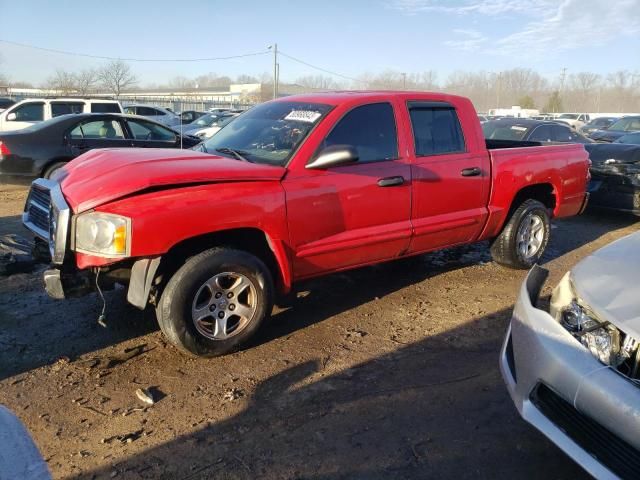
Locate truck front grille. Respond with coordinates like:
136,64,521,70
24,184,51,238
22,179,70,264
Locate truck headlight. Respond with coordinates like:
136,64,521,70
75,212,131,257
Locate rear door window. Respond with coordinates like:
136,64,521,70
51,102,85,117
321,103,397,163
69,120,125,139
91,103,121,113
137,106,162,116
408,102,465,155
528,125,552,142
552,125,575,142
9,102,44,121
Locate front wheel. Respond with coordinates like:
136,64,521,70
490,199,550,269
156,248,274,357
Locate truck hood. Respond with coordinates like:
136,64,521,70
571,231,640,340
60,148,286,213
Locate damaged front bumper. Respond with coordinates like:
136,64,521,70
500,266,640,480
588,171,640,215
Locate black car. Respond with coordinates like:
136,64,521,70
590,116,640,143
482,118,593,144
179,110,206,124
585,143,640,214
0,113,201,183
580,116,619,137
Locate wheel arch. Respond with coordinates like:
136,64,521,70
156,227,291,298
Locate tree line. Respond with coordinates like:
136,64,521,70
3,59,639,113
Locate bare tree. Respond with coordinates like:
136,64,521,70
97,59,137,98
47,69,77,95
168,76,193,89
236,74,259,84
76,69,98,96
295,75,342,90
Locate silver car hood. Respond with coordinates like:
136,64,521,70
571,231,640,339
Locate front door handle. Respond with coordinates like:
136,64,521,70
461,167,482,177
377,176,405,187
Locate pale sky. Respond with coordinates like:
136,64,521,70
0,0,638,86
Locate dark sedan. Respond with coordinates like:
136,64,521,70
482,118,593,143
580,116,618,136
590,116,640,143
0,113,201,183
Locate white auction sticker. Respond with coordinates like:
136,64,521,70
284,110,322,123
510,126,527,131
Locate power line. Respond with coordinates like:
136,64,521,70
0,39,270,62
278,50,361,83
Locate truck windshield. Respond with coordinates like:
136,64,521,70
200,101,332,166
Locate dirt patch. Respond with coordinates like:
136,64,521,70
0,184,637,479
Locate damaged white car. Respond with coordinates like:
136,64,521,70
500,232,640,480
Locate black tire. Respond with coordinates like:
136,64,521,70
490,199,550,269
42,162,67,180
156,248,274,357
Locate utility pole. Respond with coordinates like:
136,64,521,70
496,72,502,109
401,72,407,90
273,43,278,100
559,67,567,93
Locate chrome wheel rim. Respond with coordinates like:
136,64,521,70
191,272,257,340
517,213,545,259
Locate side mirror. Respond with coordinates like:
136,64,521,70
6,113,16,121
306,145,359,170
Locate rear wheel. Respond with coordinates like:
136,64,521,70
490,199,550,269
156,248,274,357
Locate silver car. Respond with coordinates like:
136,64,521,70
500,232,640,480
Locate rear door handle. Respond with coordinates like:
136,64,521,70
461,167,482,177
377,176,405,187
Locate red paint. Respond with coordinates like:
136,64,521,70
66,92,589,294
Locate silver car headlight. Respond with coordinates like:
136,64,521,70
74,212,131,257
551,272,630,367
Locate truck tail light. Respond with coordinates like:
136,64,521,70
0,141,10,159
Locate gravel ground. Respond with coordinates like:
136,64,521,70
1,184,638,480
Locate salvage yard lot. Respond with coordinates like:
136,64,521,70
0,183,638,480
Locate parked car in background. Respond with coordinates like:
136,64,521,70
615,132,640,145
501,232,640,480
580,116,618,137
482,118,593,144
178,110,206,124
584,142,640,214
22,91,589,357
0,97,16,112
590,116,640,143
0,98,123,132
531,114,555,121
0,113,201,182
191,113,238,139
123,104,181,127
555,113,590,129
173,112,232,135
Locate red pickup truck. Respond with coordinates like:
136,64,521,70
22,92,590,357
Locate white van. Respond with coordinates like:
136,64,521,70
0,98,123,132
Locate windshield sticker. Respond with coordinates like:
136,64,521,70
510,126,527,132
284,110,322,123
